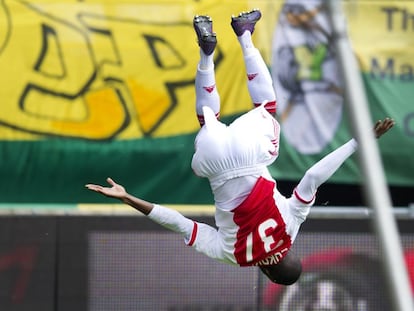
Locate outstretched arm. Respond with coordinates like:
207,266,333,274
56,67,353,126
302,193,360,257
85,177,153,215
295,117,395,203
85,178,196,238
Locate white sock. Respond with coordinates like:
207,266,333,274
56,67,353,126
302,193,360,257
199,50,214,70
237,31,255,56
195,66,220,125
244,48,276,107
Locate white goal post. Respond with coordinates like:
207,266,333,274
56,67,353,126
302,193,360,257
325,1,414,311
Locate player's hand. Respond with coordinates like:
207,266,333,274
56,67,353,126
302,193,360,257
85,177,127,199
374,117,395,139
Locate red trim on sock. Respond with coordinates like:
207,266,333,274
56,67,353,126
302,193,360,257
197,115,205,127
254,100,277,114
197,113,220,127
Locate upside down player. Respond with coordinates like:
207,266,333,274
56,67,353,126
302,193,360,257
86,9,395,285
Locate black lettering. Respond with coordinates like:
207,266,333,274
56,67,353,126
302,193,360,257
402,8,409,30
401,64,414,81
370,58,395,79
382,7,400,31
381,6,414,31
400,8,414,31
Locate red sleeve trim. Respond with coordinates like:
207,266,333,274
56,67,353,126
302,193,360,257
187,222,198,246
294,188,315,204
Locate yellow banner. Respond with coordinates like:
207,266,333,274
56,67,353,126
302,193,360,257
344,2,414,75
1,0,413,142
0,0,261,140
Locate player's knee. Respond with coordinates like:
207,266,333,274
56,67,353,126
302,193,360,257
259,252,302,285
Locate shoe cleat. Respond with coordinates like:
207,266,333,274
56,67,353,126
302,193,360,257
193,15,217,55
231,9,262,36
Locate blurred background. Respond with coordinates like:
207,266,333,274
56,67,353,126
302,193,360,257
0,0,413,310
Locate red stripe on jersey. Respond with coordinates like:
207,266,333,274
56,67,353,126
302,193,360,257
232,177,292,266
187,222,198,246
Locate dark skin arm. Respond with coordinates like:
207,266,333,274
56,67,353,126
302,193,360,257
85,177,153,215
85,118,395,212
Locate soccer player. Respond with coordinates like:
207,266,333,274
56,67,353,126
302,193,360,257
85,10,394,285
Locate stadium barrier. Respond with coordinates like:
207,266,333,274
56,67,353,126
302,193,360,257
0,206,413,311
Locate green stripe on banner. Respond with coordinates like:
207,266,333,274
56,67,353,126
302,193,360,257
270,72,414,188
0,134,213,204
362,73,414,186
0,102,413,205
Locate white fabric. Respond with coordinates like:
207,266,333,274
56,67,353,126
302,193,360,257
147,204,194,242
295,138,358,202
191,105,280,191
237,31,254,52
243,48,276,105
213,175,258,211
195,66,220,118
150,136,359,266
203,175,315,265
149,174,313,266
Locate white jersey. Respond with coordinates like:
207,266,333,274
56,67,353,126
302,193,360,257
187,105,313,266
187,175,313,266
148,103,356,267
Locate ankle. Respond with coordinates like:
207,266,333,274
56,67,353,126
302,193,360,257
238,32,255,55
199,51,214,70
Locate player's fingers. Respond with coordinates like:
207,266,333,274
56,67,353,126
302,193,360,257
85,184,102,191
106,177,116,186
382,118,394,131
383,118,394,127
374,120,383,135
386,121,394,130
386,118,395,127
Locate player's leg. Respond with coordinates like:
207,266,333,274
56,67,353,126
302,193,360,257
295,138,358,203
231,9,277,116
193,15,220,126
